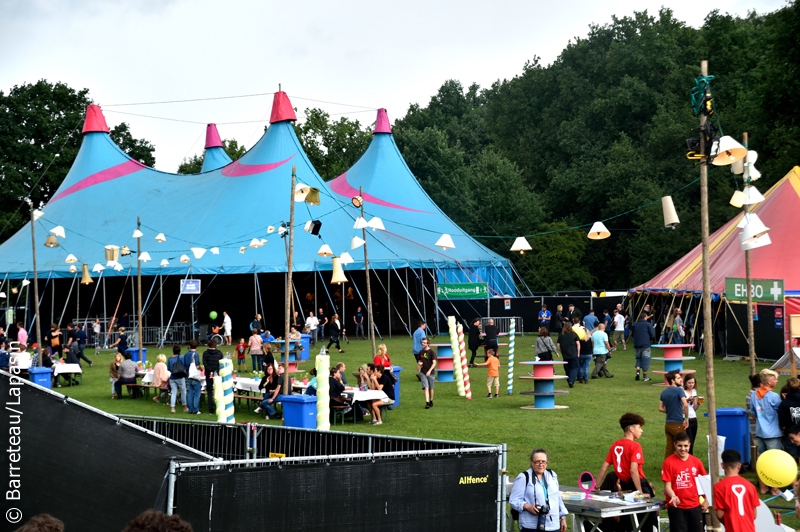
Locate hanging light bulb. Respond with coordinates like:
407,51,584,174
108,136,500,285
435,234,455,249
367,217,385,231
80,265,93,285
132,229,143,238
729,190,746,208
160,259,169,267
44,235,59,247
50,226,66,238
249,238,261,248
11,287,18,294
68,265,77,274
330,257,348,284
155,233,166,242
267,226,276,234
587,222,611,240
317,244,333,257
340,251,354,265
92,263,105,272
113,263,124,271
510,237,532,255
138,252,152,262
120,246,131,256
741,185,765,205
353,217,369,229
210,247,219,255
711,136,747,166
32,209,44,220
180,254,190,263
661,196,680,229
351,236,366,249
190,247,207,259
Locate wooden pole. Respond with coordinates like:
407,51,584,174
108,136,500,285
360,187,377,359
699,60,722,530
283,166,296,404
30,207,43,365
743,132,757,375
137,216,143,360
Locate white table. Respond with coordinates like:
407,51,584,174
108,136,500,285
10,353,31,369
343,388,389,402
53,363,83,376
234,378,263,394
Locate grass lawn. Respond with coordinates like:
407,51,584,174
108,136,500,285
52,335,797,529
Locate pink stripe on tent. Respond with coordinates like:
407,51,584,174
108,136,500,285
330,172,431,213
49,159,146,203
374,108,391,134
205,124,223,148
220,154,296,177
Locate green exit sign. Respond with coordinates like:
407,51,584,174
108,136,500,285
725,278,784,304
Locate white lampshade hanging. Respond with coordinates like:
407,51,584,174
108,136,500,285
50,226,66,238
587,221,611,240
294,183,320,205
340,251,354,265
367,217,385,231
278,226,287,235
353,217,369,229
190,247,207,259
180,254,190,263
92,263,105,272
68,265,77,274
138,252,152,262
106,260,119,268
736,212,766,229
510,237,532,254
239,247,247,254
249,238,261,248
740,231,771,251
0,292,5,298
740,213,770,245
304,221,312,232
32,209,44,220
132,229,144,238
351,236,366,249
317,244,334,257
711,136,747,166
160,259,169,266
260,238,268,246
729,190,746,208
210,247,219,255
267,226,276,234
113,263,124,271
22,279,30,287
64,254,78,263
435,234,455,249
155,233,166,242
741,185,765,205
731,158,745,175
661,196,680,229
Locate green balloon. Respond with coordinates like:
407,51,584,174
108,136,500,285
209,311,218,320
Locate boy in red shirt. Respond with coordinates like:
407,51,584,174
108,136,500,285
475,349,501,398
234,338,247,372
661,432,709,532
597,413,653,497
712,449,759,532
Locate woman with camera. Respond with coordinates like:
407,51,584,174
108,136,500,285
510,449,568,532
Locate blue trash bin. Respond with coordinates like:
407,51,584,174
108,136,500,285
29,366,53,389
392,365,403,407
125,348,147,365
708,407,751,465
299,334,311,360
279,394,317,429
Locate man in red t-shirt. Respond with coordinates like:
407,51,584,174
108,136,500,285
661,432,709,532
597,412,652,496
713,449,759,532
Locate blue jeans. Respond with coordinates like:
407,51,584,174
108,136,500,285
578,355,592,380
170,378,187,408
260,395,279,416
251,354,264,371
318,325,325,341
187,378,202,413
564,357,579,385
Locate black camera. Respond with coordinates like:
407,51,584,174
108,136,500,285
536,504,550,530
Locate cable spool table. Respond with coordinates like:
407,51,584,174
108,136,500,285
430,344,454,382
650,344,695,386
519,361,569,410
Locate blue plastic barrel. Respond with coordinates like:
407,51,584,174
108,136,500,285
392,365,403,407
279,394,317,429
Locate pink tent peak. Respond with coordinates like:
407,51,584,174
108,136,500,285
82,104,110,134
205,123,223,149
269,91,297,124
374,108,391,134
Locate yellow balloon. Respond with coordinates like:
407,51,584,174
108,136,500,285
756,449,797,487
574,326,586,340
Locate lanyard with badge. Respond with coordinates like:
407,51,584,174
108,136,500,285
532,473,551,527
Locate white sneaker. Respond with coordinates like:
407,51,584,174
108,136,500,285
374,421,382,425
254,407,261,414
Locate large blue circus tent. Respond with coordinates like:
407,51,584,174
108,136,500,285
0,93,512,291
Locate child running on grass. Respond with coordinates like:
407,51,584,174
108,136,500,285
234,338,247,372
475,349,500,398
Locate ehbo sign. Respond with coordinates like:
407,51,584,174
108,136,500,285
725,277,784,304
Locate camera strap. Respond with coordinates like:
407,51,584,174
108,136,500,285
533,472,550,508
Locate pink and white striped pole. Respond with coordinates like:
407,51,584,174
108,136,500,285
457,323,472,399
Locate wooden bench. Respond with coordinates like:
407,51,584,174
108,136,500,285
124,383,147,399
234,393,262,411
332,404,354,425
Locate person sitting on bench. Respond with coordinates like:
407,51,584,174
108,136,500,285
114,351,138,398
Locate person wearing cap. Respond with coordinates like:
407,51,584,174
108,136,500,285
569,304,582,323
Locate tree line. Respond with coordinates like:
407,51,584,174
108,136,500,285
2,3,798,292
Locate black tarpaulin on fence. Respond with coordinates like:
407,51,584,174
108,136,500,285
0,372,210,532
175,453,499,532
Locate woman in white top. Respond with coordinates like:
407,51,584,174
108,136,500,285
305,311,319,347
683,374,700,454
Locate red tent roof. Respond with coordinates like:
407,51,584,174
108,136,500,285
635,166,800,293
205,123,223,148
82,104,110,134
269,91,297,124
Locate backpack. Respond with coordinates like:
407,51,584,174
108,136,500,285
170,356,187,378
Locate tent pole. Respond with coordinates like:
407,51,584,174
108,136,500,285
76,271,80,324
742,132,757,376
160,272,164,342
50,276,54,325
58,274,76,327
405,267,410,328
102,275,107,346
282,166,296,401
254,269,257,318
314,265,318,330
388,269,391,339
359,186,376,359
136,216,143,357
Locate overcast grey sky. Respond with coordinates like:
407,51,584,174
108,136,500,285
0,0,787,172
